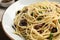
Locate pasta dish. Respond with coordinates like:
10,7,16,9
14,0,60,40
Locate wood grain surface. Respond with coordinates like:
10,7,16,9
0,22,10,40
0,1,18,40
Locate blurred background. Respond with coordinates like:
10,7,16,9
0,0,18,40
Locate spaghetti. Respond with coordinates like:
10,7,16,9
14,1,60,40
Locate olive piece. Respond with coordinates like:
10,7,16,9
55,4,60,8
51,27,57,33
38,30,44,34
31,12,33,16
19,19,27,26
34,25,41,30
34,23,45,30
16,10,21,15
14,24,16,27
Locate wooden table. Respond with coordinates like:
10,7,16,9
0,1,18,39
0,6,10,40
0,22,10,40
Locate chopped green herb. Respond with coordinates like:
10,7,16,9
12,25,16,30
58,19,60,23
49,33,53,40
31,12,33,16
37,17,42,20
37,16,43,21
43,7,46,9
39,11,42,13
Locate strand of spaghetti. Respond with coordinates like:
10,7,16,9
32,29,44,40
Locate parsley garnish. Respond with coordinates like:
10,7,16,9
49,33,53,40
58,19,60,23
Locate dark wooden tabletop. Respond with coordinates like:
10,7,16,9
0,1,18,40
0,22,11,40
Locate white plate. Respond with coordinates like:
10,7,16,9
2,0,60,40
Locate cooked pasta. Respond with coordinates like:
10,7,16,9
14,0,60,40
